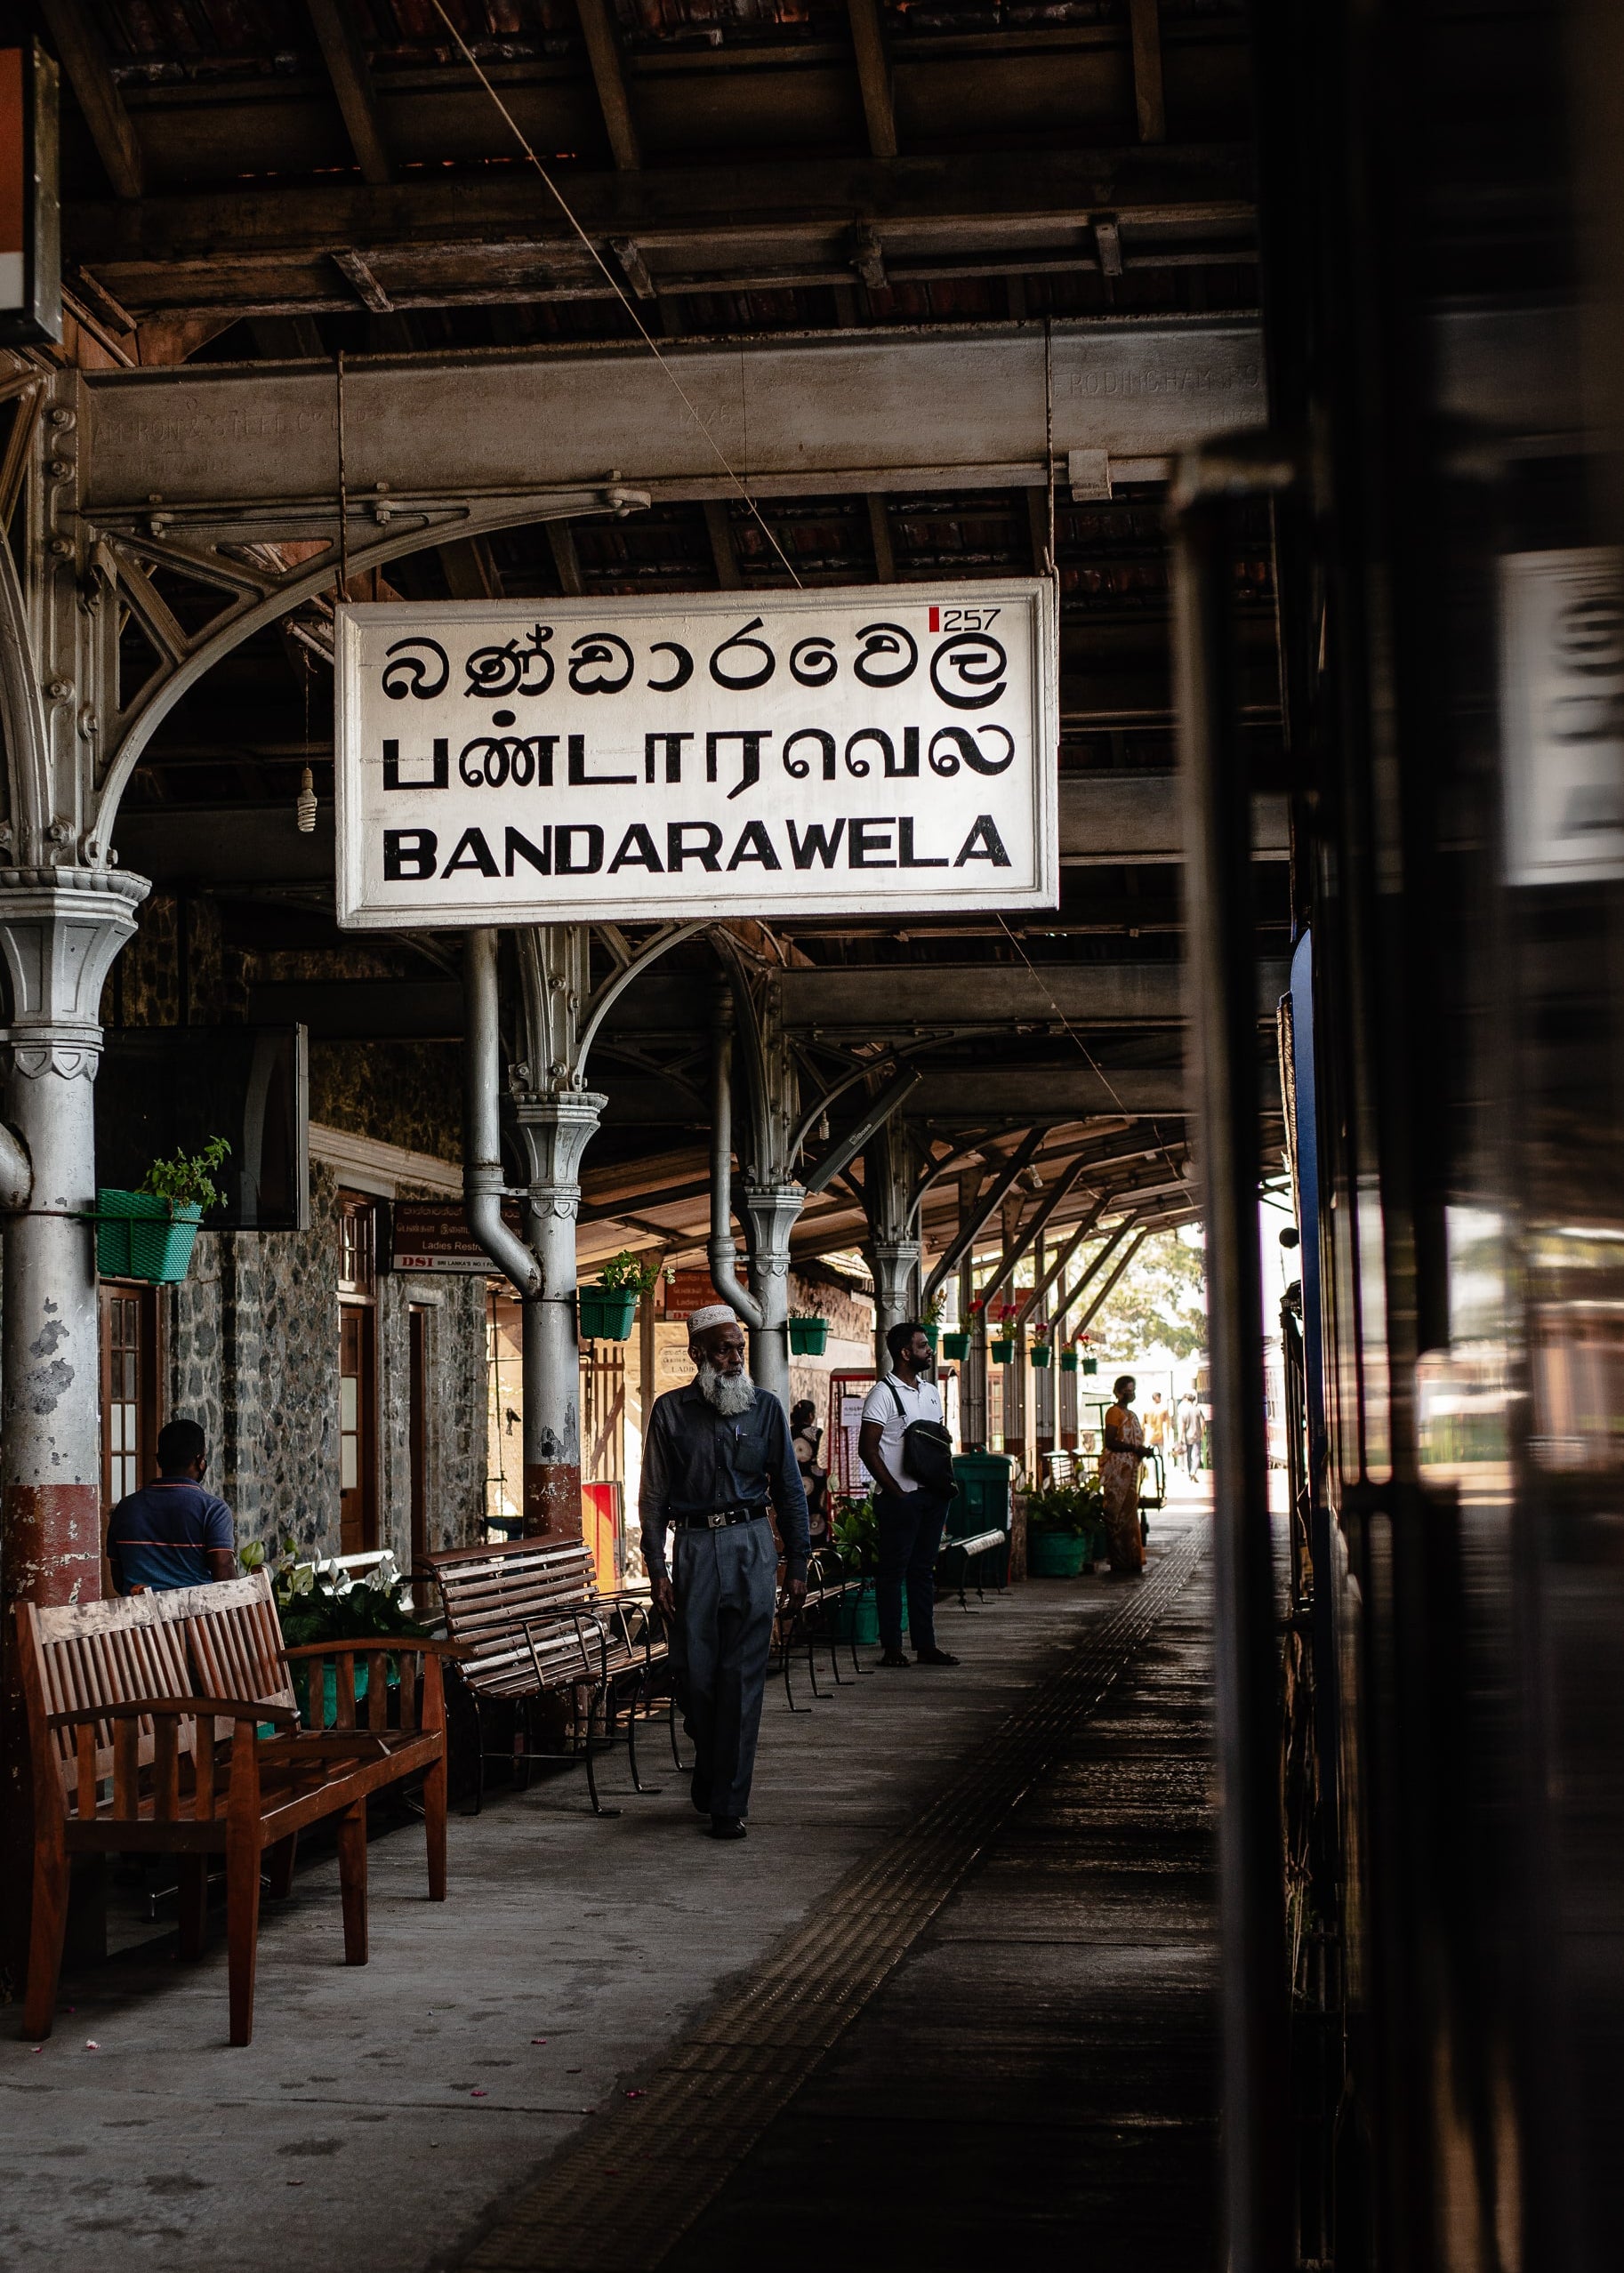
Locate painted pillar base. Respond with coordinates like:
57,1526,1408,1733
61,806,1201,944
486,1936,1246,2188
523,1459,583,1542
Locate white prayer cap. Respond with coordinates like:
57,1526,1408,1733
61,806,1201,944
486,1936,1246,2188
687,1302,737,1336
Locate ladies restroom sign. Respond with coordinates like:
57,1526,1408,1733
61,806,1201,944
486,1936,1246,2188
335,582,1057,928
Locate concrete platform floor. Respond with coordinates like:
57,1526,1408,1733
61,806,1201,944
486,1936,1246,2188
0,1498,1211,2273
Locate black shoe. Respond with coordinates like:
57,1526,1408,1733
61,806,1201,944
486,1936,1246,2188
879,1650,911,1668
709,1815,747,1841
690,1768,712,1816
913,1647,961,1667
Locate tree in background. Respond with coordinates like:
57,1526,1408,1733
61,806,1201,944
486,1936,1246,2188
1083,1228,1206,1361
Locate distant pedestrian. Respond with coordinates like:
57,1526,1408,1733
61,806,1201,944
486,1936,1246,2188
106,1418,237,1594
1145,1391,1173,1456
791,1397,830,1547
639,1306,808,1841
858,1321,961,1670
1178,1392,1202,1479
1098,1375,1150,1577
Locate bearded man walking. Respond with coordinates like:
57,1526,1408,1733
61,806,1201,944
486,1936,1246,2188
639,1305,808,1840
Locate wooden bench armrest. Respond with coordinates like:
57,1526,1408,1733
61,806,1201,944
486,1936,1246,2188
279,1638,475,1662
46,1697,295,1731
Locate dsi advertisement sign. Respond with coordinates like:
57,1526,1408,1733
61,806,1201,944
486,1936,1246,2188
335,582,1057,928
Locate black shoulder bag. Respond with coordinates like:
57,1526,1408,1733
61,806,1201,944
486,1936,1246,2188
886,1381,957,1493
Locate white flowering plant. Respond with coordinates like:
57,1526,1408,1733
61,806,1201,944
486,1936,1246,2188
267,1541,427,1646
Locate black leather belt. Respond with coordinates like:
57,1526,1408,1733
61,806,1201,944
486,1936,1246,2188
674,1504,768,1530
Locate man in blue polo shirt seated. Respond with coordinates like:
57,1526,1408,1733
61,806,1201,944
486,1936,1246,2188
107,1417,237,1594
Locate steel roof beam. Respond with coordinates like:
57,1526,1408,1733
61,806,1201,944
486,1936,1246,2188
65,145,1255,280
80,319,1265,518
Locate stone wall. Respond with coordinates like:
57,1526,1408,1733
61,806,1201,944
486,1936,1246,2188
163,1162,487,1565
106,891,487,1566
787,1269,876,1416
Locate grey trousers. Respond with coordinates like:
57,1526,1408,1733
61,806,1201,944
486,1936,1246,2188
669,1516,779,1819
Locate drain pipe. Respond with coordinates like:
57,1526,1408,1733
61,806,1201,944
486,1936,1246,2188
708,986,763,1334
462,929,540,1298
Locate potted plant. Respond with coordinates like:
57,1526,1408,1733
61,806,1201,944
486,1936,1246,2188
1059,1347,1080,1373
262,1545,430,1727
919,1292,947,1352
1025,1475,1107,1578
988,1298,1018,1366
1029,1320,1053,1369
789,1312,830,1354
944,1293,980,1363
579,1249,656,1341
96,1136,230,1284
830,1494,904,1644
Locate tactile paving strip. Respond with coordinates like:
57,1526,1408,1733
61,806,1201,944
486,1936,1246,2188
461,1528,1207,2273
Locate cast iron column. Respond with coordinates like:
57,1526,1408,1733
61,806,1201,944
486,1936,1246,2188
0,866,148,1963
512,1087,605,1539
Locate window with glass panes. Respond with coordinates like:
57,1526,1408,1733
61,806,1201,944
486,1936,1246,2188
100,1282,157,1519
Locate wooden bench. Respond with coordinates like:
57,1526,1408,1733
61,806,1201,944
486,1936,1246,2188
16,1573,458,2047
417,1538,674,1815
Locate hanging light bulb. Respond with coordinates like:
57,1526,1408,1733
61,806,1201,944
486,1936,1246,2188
295,764,318,833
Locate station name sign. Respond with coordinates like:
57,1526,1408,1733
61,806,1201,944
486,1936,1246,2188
335,582,1057,928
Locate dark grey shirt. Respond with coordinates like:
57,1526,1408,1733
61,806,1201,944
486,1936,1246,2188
639,1379,810,1581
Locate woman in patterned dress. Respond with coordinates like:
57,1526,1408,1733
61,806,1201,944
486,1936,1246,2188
1098,1373,1150,1576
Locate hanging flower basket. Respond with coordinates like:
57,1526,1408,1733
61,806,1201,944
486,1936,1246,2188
919,1321,938,1351
990,1336,1017,1366
940,1330,971,1362
578,1286,638,1342
1030,1342,1053,1369
94,1191,203,1285
1082,1355,1098,1375
1059,1349,1080,1374
788,1315,830,1355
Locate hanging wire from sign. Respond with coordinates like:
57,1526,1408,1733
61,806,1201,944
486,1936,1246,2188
422,0,805,592
993,912,1186,1195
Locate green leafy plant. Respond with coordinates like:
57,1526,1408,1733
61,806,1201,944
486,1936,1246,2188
832,1492,877,1571
1022,1476,1106,1538
921,1290,948,1326
139,1135,231,1215
595,1249,660,1297
270,1545,429,1647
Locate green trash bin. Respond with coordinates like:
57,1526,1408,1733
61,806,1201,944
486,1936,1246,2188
945,1451,1014,1587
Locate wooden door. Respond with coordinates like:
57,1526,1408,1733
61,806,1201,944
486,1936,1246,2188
339,1303,377,1554
408,1305,428,1565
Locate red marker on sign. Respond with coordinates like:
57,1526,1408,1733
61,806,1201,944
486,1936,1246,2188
929,606,940,632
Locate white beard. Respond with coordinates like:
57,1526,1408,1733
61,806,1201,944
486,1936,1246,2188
697,1361,756,1417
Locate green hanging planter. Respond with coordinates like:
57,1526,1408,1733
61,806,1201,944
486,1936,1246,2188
1059,1349,1080,1373
94,1191,203,1285
578,1285,638,1342
788,1315,830,1355
940,1330,971,1361
1082,1355,1098,1375
1030,1342,1052,1369
990,1336,1017,1366
919,1322,938,1351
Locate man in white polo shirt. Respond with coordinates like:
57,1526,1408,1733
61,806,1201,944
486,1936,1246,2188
857,1320,961,1670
